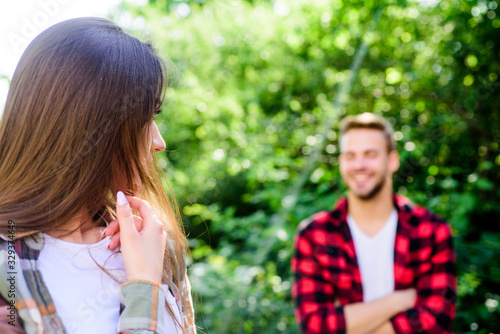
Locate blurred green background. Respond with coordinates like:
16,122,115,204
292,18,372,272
3,0,497,332
110,0,500,332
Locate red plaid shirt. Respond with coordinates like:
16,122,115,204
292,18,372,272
292,194,457,334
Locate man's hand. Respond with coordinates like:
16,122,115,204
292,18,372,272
370,322,396,334
393,288,417,310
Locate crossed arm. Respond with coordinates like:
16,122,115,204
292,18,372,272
343,291,416,334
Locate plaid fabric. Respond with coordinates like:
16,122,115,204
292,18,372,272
0,232,196,334
118,281,167,333
292,194,457,334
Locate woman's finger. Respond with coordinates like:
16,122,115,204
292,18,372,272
116,191,139,237
108,231,120,250
106,216,143,250
124,195,158,230
104,216,143,238
103,219,119,237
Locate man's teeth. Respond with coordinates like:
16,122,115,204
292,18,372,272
353,175,369,181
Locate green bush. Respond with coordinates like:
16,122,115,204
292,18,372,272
115,0,500,332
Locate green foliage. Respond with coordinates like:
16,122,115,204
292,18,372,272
117,0,500,332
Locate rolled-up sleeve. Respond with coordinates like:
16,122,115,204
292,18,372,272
118,280,167,334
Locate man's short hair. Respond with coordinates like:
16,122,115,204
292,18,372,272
339,112,396,152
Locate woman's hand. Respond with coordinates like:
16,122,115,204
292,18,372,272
105,191,167,283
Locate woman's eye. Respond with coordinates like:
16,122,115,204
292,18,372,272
154,108,163,120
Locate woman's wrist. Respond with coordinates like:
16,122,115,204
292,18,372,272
122,279,161,287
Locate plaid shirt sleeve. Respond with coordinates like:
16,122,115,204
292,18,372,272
118,280,170,334
391,219,457,333
292,216,347,334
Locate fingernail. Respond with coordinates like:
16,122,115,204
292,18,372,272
117,191,128,206
102,227,108,236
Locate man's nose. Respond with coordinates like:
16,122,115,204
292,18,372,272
352,156,366,169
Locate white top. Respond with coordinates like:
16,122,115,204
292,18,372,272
347,209,398,303
38,233,181,334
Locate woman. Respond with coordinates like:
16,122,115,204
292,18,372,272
0,17,196,333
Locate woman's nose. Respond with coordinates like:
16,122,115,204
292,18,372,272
151,121,166,152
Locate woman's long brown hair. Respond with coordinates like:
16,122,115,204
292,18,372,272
0,17,191,331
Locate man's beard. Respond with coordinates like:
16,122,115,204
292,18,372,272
351,172,387,201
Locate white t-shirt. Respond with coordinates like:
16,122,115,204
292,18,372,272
347,209,398,303
38,233,181,334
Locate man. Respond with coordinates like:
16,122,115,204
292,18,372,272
292,113,457,334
